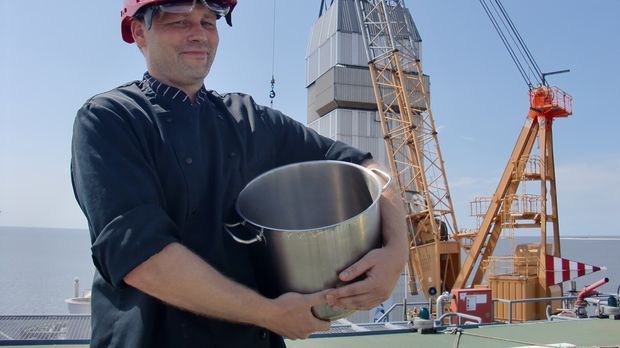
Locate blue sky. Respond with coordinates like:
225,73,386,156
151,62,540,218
1,1,619,235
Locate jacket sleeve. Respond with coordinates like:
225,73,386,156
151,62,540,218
71,99,180,288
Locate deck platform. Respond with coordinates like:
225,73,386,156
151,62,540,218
0,315,618,347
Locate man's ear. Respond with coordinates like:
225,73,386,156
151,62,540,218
131,20,147,49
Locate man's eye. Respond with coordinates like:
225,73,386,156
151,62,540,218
201,21,215,29
170,20,187,26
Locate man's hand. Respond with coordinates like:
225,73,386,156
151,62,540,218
124,243,330,340
261,290,332,340
325,246,404,310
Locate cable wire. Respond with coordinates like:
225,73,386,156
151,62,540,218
479,0,532,88
488,0,540,87
495,0,544,84
269,0,277,108
479,0,551,89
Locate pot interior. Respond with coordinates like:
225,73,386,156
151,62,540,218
237,161,380,231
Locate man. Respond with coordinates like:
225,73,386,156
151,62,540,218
71,0,408,347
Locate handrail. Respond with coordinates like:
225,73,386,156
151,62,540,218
378,294,615,324
493,294,614,323
377,301,483,328
494,295,577,324
375,301,429,322
434,312,482,326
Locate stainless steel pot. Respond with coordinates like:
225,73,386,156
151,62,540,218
226,160,390,320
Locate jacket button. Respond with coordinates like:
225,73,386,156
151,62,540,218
229,152,237,158
185,157,193,165
165,117,173,123
259,330,268,340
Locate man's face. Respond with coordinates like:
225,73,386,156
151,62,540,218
132,4,219,90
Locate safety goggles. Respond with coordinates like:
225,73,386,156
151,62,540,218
139,0,231,30
157,0,231,18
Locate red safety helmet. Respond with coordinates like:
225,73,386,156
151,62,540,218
120,0,238,43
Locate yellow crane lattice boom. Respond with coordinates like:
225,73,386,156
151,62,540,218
355,0,460,297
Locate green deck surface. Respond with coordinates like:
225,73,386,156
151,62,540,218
288,319,620,348
1,319,618,347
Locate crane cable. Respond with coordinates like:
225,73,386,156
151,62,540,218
490,0,541,86
479,0,531,88
478,0,545,89
269,0,277,108
494,0,544,83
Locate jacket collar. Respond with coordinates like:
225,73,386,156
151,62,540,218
142,72,208,108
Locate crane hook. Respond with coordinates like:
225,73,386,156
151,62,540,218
269,75,276,108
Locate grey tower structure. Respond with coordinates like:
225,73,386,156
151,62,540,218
305,0,430,322
306,0,429,171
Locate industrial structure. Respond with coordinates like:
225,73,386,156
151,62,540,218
0,2,617,347
451,0,575,320
306,0,427,321
307,0,460,306
307,0,602,322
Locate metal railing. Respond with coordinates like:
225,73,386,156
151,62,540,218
434,312,482,326
494,295,578,323
529,86,573,115
376,293,616,325
483,255,539,277
375,301,428,322
375,301,484,327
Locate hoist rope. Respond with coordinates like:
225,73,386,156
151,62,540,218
479,0,546,89
489,0,542,87
489,1,539,86
494,0,544,83
269,0,277,108
479,0,531,88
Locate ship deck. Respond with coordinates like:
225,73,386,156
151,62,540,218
0,315,618,347
291,319,620,347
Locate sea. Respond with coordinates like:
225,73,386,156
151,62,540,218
0,226,619,315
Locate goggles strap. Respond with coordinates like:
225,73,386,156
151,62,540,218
142,6,156,30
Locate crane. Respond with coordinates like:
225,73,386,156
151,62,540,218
450,0,573,319
354,0,461,298
311,1,576,316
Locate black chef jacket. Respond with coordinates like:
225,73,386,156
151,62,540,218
70,74,372,348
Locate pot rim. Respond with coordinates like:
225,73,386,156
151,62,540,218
234,160,384,233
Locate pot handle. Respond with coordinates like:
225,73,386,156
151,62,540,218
224,221,266,245
369,168,392,192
